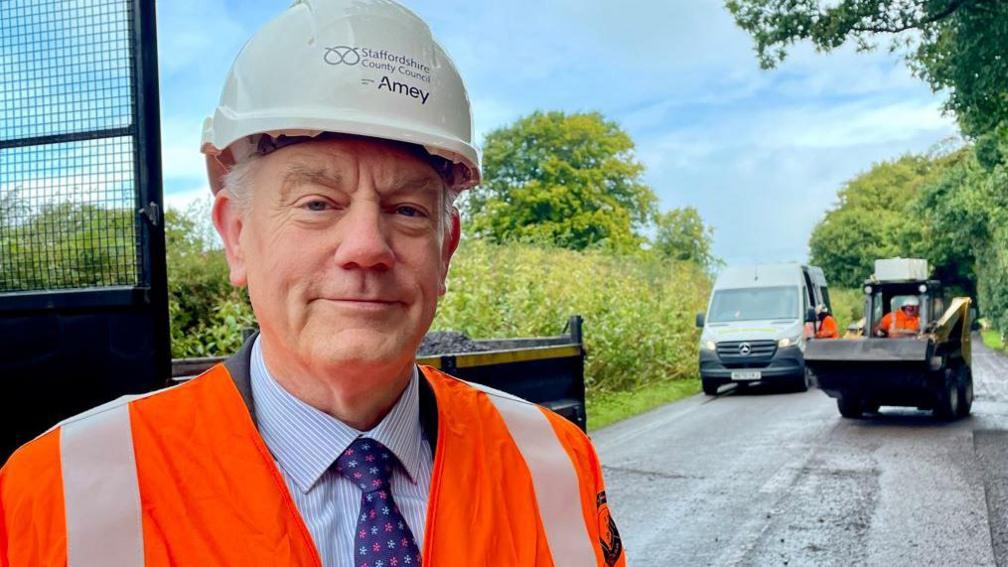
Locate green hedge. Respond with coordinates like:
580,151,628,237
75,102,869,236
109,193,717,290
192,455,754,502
166,204,256,358
434,239,711,392
828,288,864,332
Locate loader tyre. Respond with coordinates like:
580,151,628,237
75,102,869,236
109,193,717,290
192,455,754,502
956,365,973,418
702,378,720,396
934,368,960,420
838,396,862,419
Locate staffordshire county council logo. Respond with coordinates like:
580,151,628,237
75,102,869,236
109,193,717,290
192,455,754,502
323,46,360,66
739,343,752,356
596,491,623,566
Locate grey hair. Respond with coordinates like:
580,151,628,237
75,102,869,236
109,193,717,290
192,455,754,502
441,186,461,239
222,153,461,241
220,153,263,215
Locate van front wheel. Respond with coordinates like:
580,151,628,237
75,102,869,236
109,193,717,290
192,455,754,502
791,372,810,393
702,379,720,396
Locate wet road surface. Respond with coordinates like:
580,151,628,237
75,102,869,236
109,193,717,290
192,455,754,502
594,339,1008,566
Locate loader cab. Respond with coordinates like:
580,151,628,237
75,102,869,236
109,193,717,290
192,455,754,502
864,280,943,337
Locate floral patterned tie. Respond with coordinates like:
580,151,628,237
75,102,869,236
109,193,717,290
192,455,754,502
335,438,422,567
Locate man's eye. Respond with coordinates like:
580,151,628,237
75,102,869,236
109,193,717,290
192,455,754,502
396,206,425,218
304,200,330,211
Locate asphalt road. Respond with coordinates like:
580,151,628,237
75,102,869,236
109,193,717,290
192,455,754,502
594,339,1008,566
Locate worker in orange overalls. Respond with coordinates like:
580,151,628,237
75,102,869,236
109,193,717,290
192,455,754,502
875,296,922,337
0,2,625,565
814,305,840,339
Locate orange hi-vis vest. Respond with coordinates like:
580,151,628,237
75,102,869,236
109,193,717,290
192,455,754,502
1,361,625,566
879,310,920,335
815,316,839,339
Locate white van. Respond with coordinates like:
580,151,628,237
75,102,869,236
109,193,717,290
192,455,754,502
695,264,830,395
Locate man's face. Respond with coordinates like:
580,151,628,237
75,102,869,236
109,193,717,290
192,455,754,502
214,138,460,379
902,304,919,317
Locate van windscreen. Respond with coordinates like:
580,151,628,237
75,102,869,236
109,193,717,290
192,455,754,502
708,286,799,323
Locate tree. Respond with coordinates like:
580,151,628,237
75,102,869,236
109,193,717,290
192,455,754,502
0,186,25,227
915,132,1008,322
1,202,137,292
164,199,255,357
727,0,1008,330
652,207,717,270
726,0,1008,138
0,187,26,289
463,111,658,251
912,3,1008,139
912,148,982,293
807,154,953,287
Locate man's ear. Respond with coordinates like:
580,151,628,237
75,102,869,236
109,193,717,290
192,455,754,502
439,208,461,296
212,191,248,287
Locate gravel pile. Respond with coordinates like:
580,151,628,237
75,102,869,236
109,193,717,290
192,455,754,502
417,331,494,356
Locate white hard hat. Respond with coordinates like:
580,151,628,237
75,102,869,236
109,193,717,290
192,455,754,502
902,296,921,307
200,0,480,193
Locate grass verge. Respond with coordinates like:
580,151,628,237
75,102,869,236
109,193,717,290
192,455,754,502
586,378,700,431
982,329,1005,351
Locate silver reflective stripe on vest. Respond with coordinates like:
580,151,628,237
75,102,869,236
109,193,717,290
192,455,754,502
469,383,597,567
60,400,145,567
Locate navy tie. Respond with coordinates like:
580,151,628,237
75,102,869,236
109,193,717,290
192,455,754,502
335,438,422,567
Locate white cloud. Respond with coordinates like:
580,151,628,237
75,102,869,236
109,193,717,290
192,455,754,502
643,98,954,162
637,96,958,264
1,172,134,217
156,0,247,78
164,186,211,212
155,0,263,187
151,0,959,266
160,116,208,184
773,100,954,149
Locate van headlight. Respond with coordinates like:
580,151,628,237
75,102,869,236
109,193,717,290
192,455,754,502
778,336,801,348
702,340,717,352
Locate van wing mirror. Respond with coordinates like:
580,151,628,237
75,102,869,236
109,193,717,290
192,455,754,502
805,307,817,323
696,312,705,328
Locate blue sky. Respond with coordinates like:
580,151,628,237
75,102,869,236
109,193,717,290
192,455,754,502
156,0,957,265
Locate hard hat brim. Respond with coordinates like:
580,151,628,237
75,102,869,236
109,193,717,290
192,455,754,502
202,111,481,194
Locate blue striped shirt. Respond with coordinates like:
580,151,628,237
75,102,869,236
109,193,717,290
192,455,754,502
249,337,433,567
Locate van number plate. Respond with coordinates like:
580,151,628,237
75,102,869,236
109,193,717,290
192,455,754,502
731,370,761,381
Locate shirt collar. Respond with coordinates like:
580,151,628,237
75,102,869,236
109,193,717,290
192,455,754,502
249,336,424,493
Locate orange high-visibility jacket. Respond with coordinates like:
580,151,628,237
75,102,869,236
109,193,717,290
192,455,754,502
1,346,625,566
879,310,920,335
815,316,839,339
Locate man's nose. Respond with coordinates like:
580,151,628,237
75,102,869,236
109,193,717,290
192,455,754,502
332,202,395,271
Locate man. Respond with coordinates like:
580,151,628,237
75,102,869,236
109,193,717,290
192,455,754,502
0,2,625,566
814,305,840,339
875,296,921,337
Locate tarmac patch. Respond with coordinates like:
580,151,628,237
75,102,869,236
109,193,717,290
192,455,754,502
974,429,1008,566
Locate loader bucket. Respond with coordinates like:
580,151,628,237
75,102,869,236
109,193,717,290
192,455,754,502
805,338,937,405
805,338,931,363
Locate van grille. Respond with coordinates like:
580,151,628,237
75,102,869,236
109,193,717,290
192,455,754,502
716,340,777,368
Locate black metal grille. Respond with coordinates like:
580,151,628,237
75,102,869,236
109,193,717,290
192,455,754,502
0,0,140,293
717,340,778,367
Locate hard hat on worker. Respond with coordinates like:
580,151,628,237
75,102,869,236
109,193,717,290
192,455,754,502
199,0,481,193
902,296,921,308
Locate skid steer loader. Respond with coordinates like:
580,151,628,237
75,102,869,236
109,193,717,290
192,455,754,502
805,259,973,419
